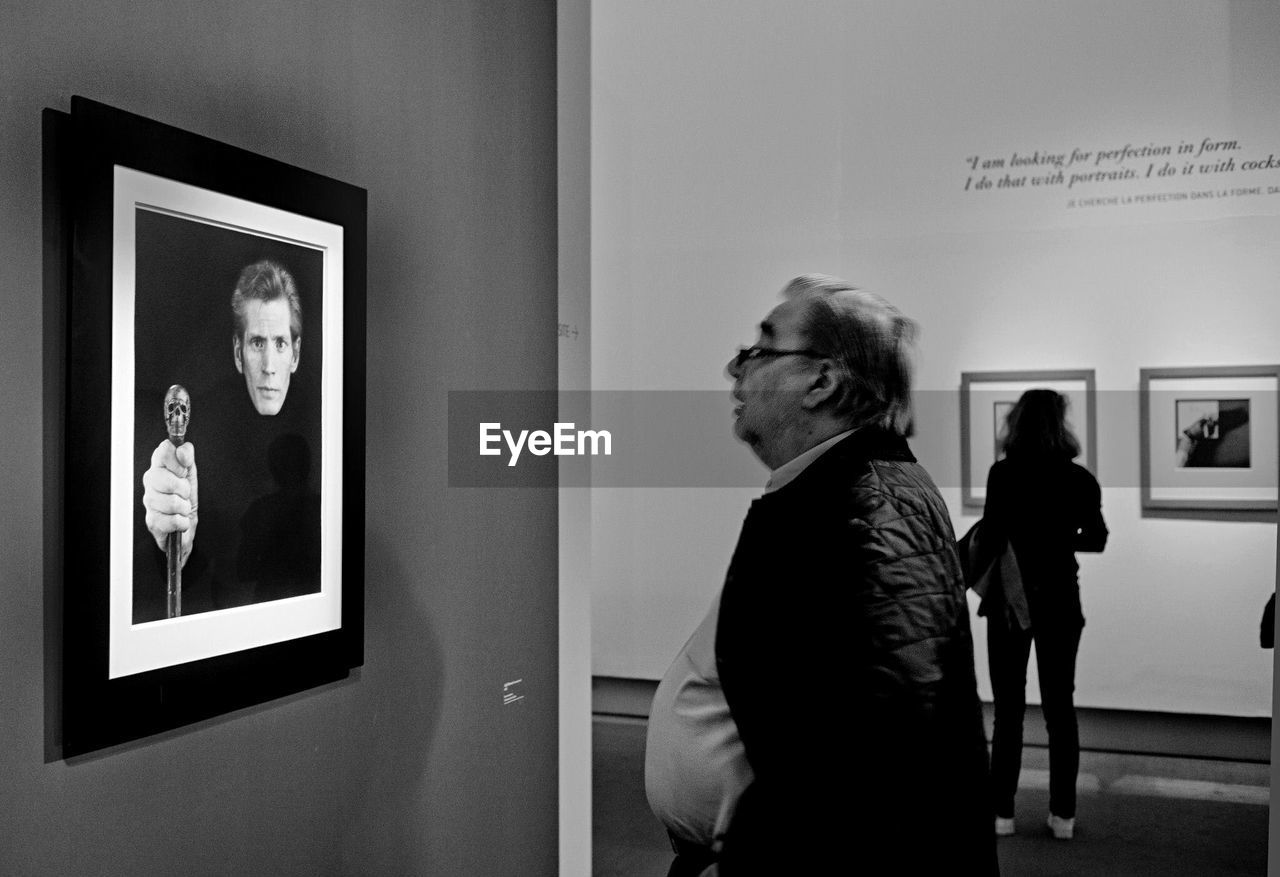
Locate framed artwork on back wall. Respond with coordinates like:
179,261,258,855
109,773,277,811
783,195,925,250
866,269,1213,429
1140,365,1279,513
960,370,1097,511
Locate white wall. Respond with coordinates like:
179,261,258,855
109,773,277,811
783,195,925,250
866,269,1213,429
590,0,1280,716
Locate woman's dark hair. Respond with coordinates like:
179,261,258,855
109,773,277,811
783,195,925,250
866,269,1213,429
1001,388,1081,460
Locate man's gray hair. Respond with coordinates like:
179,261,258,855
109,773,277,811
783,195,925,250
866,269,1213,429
231,259,302,341
782,273,917,437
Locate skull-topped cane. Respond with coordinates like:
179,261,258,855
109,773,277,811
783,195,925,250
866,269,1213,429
163,385,190,618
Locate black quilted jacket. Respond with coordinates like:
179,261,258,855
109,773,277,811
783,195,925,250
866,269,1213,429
715,428,998,875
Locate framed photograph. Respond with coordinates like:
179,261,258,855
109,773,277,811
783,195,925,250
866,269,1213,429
1140,366,1279,512
59,97,366,755
960,370,1096,510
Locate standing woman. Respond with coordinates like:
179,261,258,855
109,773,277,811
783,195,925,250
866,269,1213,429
982,389,1107,840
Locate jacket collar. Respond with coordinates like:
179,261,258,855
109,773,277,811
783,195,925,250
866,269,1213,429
766,428,856,493
766,426,915,499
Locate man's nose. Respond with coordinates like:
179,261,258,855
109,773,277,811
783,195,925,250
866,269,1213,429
725,355,741,381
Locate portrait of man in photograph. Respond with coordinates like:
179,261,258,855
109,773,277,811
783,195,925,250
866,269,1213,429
132,210,325,624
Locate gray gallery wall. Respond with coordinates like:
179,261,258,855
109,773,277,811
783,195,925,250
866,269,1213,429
0,1,559,874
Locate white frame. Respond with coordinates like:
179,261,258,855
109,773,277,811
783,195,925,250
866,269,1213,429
108,167,345,678
1140,365,1279,512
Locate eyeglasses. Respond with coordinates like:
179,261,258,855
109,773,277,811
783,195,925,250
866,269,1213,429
731,345,826,370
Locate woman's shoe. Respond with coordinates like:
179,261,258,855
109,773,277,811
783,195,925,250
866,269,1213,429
1047,813,1075,840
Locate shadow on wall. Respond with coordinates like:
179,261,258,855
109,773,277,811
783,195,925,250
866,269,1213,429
339,528,445,872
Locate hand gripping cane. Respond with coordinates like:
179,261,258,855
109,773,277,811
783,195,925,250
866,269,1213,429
163,385,191,619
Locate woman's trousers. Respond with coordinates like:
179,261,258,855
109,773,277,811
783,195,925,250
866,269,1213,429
987,616,1083,819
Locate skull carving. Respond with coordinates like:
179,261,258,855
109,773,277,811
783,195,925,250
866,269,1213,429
164,384,191,443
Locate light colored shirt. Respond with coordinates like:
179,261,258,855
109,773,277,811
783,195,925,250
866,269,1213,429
764,429,855,493
644,590,753,848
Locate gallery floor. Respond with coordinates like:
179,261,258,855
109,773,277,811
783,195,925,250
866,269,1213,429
592,716,1270,877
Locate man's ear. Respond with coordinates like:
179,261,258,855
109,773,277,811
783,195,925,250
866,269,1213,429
802,359,840,409
233,335,244,374
290,336,301,373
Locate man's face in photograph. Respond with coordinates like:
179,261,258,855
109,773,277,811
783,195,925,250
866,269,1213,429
234,297,300,416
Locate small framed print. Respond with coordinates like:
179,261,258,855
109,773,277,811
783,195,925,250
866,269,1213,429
1140,365,1279,512
58,97,366,755
960,370,1096,510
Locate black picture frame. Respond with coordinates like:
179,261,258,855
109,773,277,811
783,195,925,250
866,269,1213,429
58,97,366,756
959,369,1097,510
1139,365,1279,513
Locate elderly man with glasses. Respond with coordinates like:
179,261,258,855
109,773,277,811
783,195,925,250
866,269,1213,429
645,274,997,876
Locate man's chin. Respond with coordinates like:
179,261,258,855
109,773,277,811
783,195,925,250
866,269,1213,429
251,395,285,416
